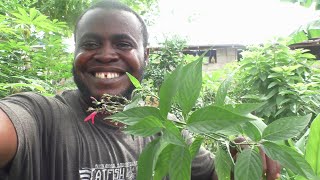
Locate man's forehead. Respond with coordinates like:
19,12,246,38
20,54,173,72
76,8,142,40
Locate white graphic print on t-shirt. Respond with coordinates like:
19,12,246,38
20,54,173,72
79,161,137,180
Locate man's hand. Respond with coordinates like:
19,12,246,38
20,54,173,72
264,152,281,180
230,137,281,180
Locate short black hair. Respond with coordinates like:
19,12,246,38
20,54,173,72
74,0,148,48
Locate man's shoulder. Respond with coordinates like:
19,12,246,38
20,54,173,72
54,89,79,101
1,90,79,108
1,91,50,103
54,89,81,105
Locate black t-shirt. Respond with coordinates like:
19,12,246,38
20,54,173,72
0,90,214,180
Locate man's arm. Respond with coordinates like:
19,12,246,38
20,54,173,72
0,109,17,168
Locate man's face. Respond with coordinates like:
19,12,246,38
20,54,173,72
73,8,147,100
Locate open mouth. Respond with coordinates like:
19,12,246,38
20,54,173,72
94,72,123,79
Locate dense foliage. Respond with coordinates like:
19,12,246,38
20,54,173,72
144,36,187,90
100,55,320,180
0,6,73,97
105,38,320,179
0,0,91,28
0,0,158,28
231,39,320,123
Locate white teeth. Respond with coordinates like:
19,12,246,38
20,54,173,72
95,73,105,79
95,72,120,79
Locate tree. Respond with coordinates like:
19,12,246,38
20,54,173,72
1,0,159,29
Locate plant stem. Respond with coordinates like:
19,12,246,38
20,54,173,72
172,120,186,126
233,142,258,146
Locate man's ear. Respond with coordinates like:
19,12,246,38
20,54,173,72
144,48,149,66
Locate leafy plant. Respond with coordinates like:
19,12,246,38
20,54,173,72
87,55,319,179
199,62,239,108
305,114,320,178
0,6,74,97
288,19,320,45
232,39,320,123
1,0,160,28
144,36,188,90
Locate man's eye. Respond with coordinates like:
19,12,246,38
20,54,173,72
81,42,100,50
116,42,133,50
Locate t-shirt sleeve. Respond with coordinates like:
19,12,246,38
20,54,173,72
191,146,215,180
0,92,56,179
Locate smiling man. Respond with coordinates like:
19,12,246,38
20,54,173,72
0,1,216,180
0,1,281,180
72,4,148,101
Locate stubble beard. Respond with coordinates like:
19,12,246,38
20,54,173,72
72,65,144,103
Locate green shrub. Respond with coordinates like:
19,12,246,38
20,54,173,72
144,36,187,90
0,6,74,97
232,39,320,123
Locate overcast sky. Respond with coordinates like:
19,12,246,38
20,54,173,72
148,0,320,46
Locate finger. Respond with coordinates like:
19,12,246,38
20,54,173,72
266,156,281,180
234,137,250,150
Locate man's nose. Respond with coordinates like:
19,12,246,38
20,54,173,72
94,43,118,62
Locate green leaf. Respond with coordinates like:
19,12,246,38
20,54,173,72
223,103,266,115
241,121,263,142
189,137,204,159
126,72,142,89
17,7,29,21
295,129,309,153
268,81,279,89
234,149,263,180
288,30,308,44
305,114,320,176
137,139,158,180
215,75,233,106
176,59,202,117
218,125,242,136
262,114,312,141
29,8,38,21
276,96,291,106
308,29,320,39
124,116,164,137
169,145,192,180
11,12,24,21
264,88,278,100
260,73,267,81
159,65,183,117
111,106,163,125
33,14,48,24
124,94,142,110
154,144,174,180
262,141,316,179
303,0,313,8
137,139,168,180
162,120,186,146
215,147,233,180
186,105,255,134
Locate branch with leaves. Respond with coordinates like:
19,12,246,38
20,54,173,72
86,56,320,179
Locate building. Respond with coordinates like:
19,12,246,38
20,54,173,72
289,38,320,60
